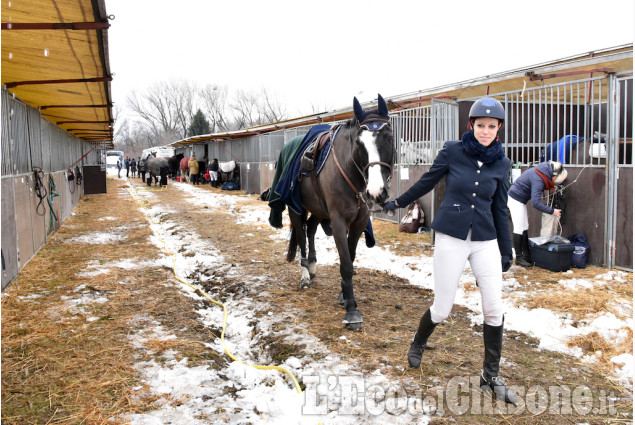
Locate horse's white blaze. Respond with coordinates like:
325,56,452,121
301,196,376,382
359,131,384,198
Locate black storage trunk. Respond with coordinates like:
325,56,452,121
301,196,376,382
83,165,107,195
529,241,575,272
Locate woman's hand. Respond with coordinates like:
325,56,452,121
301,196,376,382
382,200,399,216
553,209,562,217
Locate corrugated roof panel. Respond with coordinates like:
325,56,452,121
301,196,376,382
1,0,113,145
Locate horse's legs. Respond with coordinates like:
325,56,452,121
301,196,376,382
289,212,311,289
347,215,369,264
306,215,320,278
330,215,363,330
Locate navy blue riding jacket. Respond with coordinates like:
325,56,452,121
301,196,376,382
508,161,555,215
395,140,512,258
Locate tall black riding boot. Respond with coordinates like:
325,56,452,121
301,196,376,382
408,309,438,368
480,319,517,406
513,233,532,267
521,230,533,265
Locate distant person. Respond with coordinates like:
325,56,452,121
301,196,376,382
188,153,200,185
125,156,130,178
130,158,137,178
208,158,219,188
507,161,568,267
139,157,146,183
117,159,122,178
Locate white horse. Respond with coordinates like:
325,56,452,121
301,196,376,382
399,139,434,165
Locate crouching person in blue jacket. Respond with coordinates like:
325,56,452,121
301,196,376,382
507,161,567,267
383,98,516,405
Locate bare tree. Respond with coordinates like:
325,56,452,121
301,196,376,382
230,89,259,129
121,79,290,142
228,87,287,129
126,79,196,141
257,88,287,124
168,79,196,139
200,84,229,132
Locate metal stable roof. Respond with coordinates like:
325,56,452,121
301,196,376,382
1,0,114,146
171,44,633,148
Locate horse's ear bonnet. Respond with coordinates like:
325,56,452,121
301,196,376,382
353,97,365,123
353,94,390,124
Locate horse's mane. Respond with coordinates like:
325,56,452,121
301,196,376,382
344,118,357,128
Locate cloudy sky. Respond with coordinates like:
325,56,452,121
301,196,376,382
106,0,633,118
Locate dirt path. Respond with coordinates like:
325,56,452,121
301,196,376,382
1,178,632,424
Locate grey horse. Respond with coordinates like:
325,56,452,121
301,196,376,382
146,156,170,187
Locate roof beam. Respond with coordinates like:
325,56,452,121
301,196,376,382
40,104,112,110
525,67,614,81
5,75,112,88
57,120,113,125
1,22,110,30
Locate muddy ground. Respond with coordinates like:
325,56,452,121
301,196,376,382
1,178,632,424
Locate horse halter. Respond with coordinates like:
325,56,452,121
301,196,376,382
332,119,394,211
356,118,394,180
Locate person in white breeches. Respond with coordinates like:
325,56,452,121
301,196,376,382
507,161,567,267
383,97,517,405
431,231,503,326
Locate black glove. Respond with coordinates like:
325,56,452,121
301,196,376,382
502,255,513,273
382,200,399,215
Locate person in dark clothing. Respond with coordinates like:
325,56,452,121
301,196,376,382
507,161,567,267
125,156,130,178
130,158,137,178
208,158,219,188
383,98,516,405
138,157,146,182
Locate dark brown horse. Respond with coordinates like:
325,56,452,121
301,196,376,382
286,95,395,330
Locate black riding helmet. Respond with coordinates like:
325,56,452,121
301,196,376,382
469,98,505,123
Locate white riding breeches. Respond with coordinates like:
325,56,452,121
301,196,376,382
430,230,504,327
507,197,528,235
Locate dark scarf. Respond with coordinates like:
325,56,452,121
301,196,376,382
536,168,555,191
461,131,504,166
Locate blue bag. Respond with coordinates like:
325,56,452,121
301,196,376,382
568,233,590,268
221,181,239,191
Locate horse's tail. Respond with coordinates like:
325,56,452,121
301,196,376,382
286,210,307,262
287,227,297,262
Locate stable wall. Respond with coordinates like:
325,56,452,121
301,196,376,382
1,170,82,290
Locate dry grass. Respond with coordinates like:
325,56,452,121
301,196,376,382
1,179,225,424
2,178,632,425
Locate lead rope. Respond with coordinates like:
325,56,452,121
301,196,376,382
127,182,303,394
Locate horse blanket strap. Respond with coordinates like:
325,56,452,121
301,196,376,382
310,131,331,213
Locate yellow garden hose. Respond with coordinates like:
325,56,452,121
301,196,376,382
127,182,303,394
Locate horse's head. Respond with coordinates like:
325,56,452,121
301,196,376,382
352,94,394,209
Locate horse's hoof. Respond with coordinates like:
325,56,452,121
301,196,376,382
300,280,311,289
345,322,363,331
342,310,363,326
